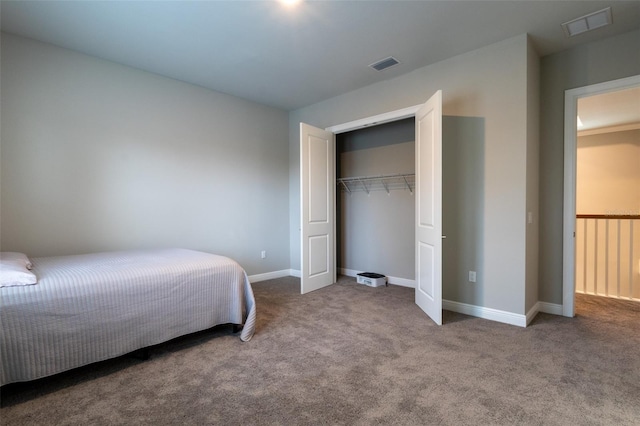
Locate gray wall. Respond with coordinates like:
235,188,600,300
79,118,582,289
442,117,485,305
538,29,640,304
525,37,541,314
0,33,290,275
290,34,534,315
337,119,415,280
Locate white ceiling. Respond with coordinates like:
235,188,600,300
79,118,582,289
1,0,639,110
578,86,640,132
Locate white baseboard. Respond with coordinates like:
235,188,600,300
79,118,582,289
387,277,415,288
526,303,539,326
442,300,563,328
248,269,295,283
338,268,416,288
338,268,359,278
289,269,301,278
443,299,527,327
537,301,564,316
525,301,564,325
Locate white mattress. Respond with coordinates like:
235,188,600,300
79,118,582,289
0,248,256,385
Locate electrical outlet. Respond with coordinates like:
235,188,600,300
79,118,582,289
261,250,267,259
469,271,476,283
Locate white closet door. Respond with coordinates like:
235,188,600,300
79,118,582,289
300,123,336,294
415,90,443,325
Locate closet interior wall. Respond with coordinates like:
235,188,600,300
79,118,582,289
336,118,415,282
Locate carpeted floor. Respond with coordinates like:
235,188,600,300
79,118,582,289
1,276,639,425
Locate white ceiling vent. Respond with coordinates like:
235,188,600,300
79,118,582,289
562,7,612,37
369,57,400,71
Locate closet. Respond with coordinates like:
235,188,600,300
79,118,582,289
336,118,416,285
300,90,443,324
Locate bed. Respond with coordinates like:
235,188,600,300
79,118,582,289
0,248,256,386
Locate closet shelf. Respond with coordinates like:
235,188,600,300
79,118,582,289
337,173,415,194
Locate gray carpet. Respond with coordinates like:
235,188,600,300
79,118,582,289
1,276,639,425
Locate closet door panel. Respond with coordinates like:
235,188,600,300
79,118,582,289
415,90,443,325
300,123,335,294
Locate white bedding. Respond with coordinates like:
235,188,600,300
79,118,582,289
0,248,256,385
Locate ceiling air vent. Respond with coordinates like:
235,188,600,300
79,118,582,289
562,7,612,37
369,56,400,71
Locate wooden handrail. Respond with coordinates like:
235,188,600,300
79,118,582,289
576,214,640,219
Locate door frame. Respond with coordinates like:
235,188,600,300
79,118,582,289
562,74,640,317
325,104,423,285
326,104,423,134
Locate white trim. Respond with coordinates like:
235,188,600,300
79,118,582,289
563,74,640,318
249,269,296,283
325,104,422,134
289,269,301,278
526,303,539,326
386,277,415,288
338,268,416,288
302,103,422,295
525,301,564,326
537,301,564,316
324,104,426,297
442,300,527,327
338,267,361,277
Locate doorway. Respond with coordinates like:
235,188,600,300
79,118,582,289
562,76,640,317
336,118,416,287
300,92,443,325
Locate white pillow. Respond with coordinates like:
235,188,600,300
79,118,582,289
1,252,33,270
0,252,37,287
